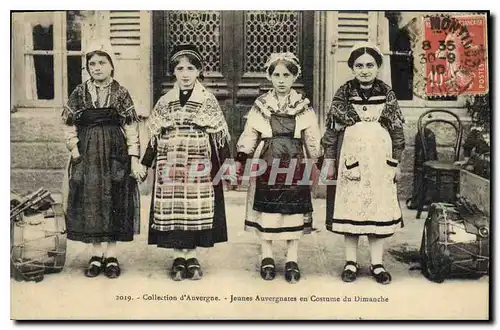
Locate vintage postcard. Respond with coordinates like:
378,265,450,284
10,10,491,320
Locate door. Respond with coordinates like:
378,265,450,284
152,10,314,154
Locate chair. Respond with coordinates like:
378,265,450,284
416,109,464,219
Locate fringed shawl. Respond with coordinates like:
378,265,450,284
245,89,314,135
61,79,139,126
327,78,405,131
253,88,310,117
147,80,230,149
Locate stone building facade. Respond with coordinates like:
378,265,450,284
11,11,473,198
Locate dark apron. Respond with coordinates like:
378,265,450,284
253,113,313,215
66,108,137,243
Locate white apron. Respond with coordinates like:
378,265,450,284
330,103,402,237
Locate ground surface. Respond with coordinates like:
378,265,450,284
11,192,489,320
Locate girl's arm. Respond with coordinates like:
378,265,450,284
235,108,260,164
120,89,141,158
386,90,405,162
389,127,405,162
63,125,79,155
141,138,157,168
140,96,168,168
61,85,81,157
303,109,322,160
321,117,339,162
124,123,140,158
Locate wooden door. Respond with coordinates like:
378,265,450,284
153,10,314,154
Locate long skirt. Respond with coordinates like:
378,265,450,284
147,126,228,249
64,109,140,243
244,140,313,241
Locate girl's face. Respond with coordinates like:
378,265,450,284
88,54,113,82
352,53,379,84
174,56,200,89
270,62,297,96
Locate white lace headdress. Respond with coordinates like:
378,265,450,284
264,52,302,80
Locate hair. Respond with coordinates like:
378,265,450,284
170,54,205,81
86,50,114,77
347,47,383,69
267,59,300,77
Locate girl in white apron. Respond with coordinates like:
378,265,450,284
321,43,405,284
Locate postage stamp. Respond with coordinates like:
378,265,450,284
421,14,489,97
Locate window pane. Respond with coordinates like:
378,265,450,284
67,55,83,97
390,55,413,100
66,11,83,51
388,17,413,100
32,23,54,51
25,55,54,100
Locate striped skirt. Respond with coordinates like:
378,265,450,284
152,125,214,232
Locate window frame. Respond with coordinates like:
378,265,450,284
12,11,85,109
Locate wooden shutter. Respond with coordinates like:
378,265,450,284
336,11,374,49
329,11,379,101
109,10,143,59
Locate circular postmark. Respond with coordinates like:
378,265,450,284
400,12,489,98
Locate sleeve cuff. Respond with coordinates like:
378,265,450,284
235,152,249,163
128,145,140,158
141,141,157,168
315,155,325,169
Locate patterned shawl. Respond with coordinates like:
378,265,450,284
249,88,311,121
62,79,139,126
327,78,405,131
147,80,230,149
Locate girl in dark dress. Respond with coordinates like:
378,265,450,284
141,45,230,281
61,41,145,279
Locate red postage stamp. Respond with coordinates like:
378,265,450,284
422,14,488,97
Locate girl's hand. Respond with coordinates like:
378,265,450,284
327,161,336,180
235,161,244,177
223,162,238,185
394,166,402,183
131,157,147,182
454,157,470,167
71,148,81,160
320,159,336,181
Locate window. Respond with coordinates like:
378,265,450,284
386,12,459,106
12,11,85,108
387,17,413,101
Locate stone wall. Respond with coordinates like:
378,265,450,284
11,109,150,196
11,110,67,195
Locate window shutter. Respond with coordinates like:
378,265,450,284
109,10,142,59
337,11,370,49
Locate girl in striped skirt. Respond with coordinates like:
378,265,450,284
141,45,231,281
321,42,405,285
